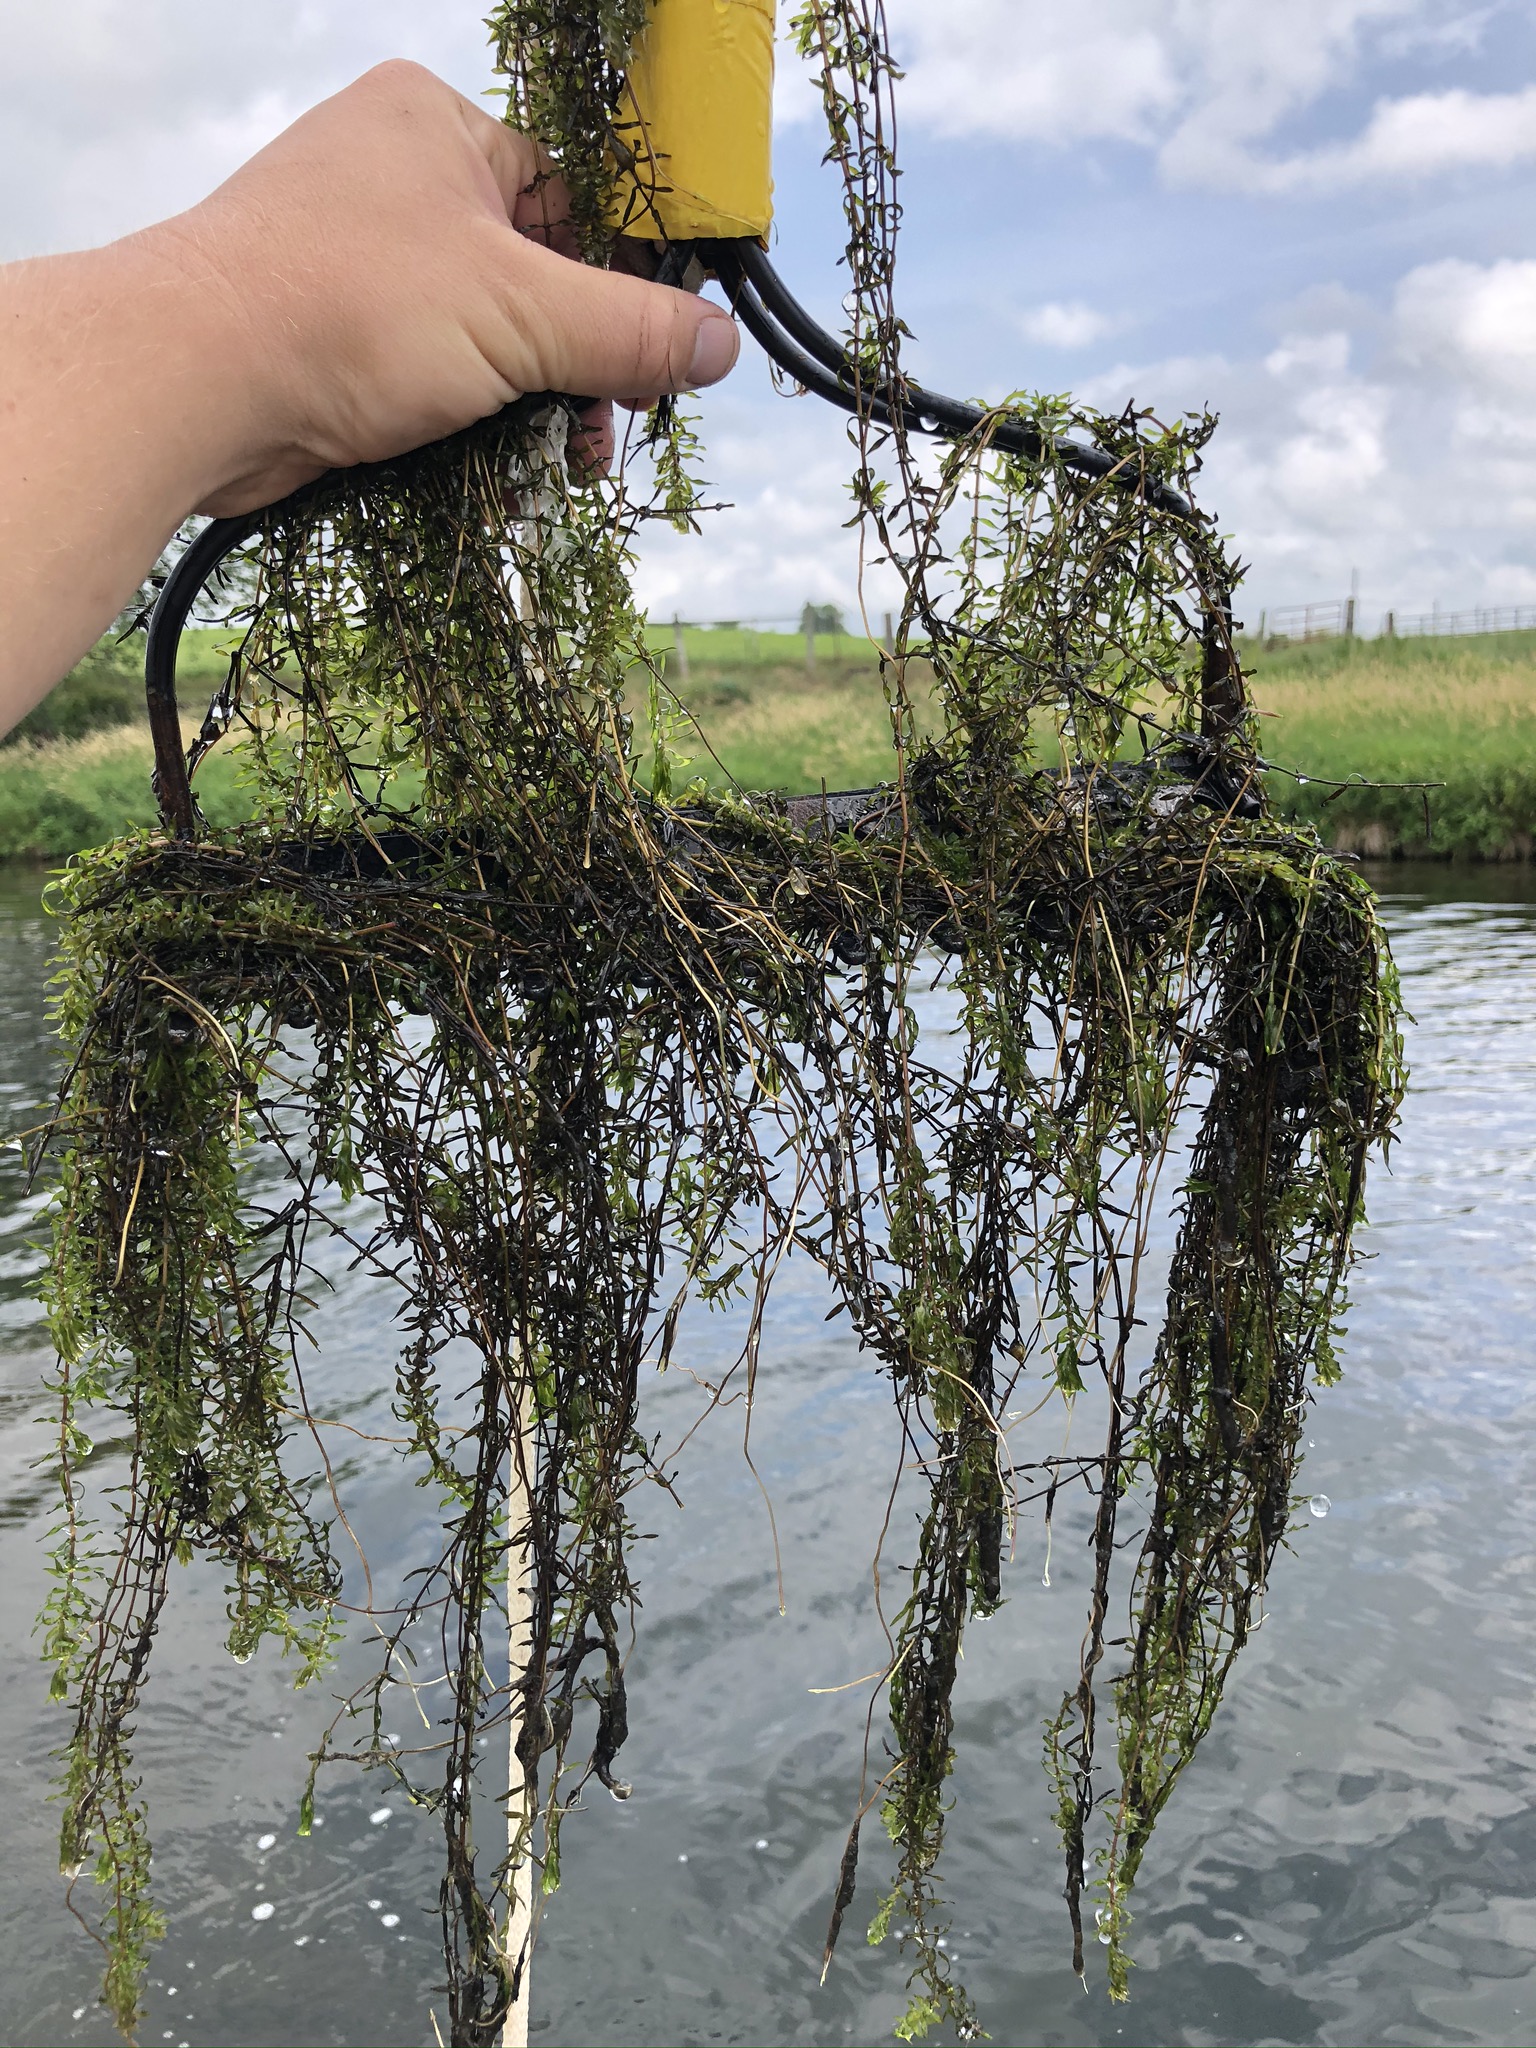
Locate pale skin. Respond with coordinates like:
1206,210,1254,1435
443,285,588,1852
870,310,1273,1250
0,59,740,737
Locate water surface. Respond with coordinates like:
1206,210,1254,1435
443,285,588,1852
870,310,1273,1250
1,861,1533,2048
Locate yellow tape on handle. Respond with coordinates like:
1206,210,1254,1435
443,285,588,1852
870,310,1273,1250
610,0,776,242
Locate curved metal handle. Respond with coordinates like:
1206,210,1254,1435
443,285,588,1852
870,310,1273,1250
145,511,261,837
140,395,584,835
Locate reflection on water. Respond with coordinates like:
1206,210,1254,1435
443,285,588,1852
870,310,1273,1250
1,862,1534,2047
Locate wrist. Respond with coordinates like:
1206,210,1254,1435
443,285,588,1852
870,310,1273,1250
124,213,307,517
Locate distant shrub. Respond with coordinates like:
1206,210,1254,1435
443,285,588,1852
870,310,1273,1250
6,633,145,746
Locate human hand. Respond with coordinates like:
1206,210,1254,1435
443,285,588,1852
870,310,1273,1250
156,60,740,514
3,59,740,726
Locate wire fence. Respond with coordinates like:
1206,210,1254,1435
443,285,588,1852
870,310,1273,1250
1253,597,1536,645
653,610,898,681
1385,605,1536,640
1254,599,1356,643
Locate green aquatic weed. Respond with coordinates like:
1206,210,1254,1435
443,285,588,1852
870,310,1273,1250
34,4,1403,2042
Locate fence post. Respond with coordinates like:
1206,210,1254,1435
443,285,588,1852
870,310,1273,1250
883,611,894,654
1384,610,1395,638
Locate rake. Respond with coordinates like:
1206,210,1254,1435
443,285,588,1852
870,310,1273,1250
132,8,1257,2042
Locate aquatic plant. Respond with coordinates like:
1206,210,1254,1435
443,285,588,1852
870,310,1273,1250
34,2,1403,2040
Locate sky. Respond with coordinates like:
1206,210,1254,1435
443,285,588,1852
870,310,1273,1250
6,1,1536,633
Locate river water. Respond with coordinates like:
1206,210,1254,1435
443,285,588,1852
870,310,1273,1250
1,863,1534,2048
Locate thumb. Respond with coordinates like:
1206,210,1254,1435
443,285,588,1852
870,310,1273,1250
496,233,740,406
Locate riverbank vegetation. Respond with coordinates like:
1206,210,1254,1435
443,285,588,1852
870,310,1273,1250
634,625,1536,864
1251,629,1536,859
8,622,1536,862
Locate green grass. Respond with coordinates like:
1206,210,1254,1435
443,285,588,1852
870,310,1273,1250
9,622,1536,862
0,727,252,860
0,629,249,858
1249,630,1536,858
644,640,916,793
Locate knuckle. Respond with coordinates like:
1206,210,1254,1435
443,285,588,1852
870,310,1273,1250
357,58,438,103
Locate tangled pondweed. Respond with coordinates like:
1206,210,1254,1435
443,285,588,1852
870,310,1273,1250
32,3,1404,2042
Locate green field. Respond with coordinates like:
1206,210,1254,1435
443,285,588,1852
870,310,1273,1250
1248,629,1536,859
6,621,1536,862
652,626,1536,863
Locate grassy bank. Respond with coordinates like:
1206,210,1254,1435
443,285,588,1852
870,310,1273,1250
8,622,1536,862
643,640,917,793
1250,630,1536,859
666,627,1536,863
0,727,251,859
0,630,248,859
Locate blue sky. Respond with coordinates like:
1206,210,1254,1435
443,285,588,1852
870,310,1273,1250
6,0,1536,631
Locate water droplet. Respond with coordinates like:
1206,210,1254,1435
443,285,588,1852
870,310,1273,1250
368,1898,383,1911
1309,1495,1331,1519
1098,1930,1113,1944
842,293,859,319
936,1937,948,1948
73,2010,86,2022
167,1987,177,1997
754,1838,768,1850
369,1807,392,1826
312,1816,325,1829
677,1853,689,1863
232,1650,253,1665
919,412,941,435
294,1936,310,1947
271,1731,282,1740
381,1913,400,1928
1233,1931,1244,1941
256,1834,276,1852
1297,774,1309,786
62,1861,83,1880
1308,1438,1316,1448
251,1902,275,1922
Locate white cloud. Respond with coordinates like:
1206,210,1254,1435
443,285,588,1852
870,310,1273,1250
1393,256,1536,397
885,0,1180,148
1019,301,1114,349
1264,332,1353,381
850,0,1522,198
1074,254,1536,621
1229,85,1536,193
0,0,492,258
6,1,1520,262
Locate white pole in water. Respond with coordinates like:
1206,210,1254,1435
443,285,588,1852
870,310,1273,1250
502,1428,534,2048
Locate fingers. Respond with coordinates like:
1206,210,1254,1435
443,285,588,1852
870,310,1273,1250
497,235,740,403
568,400,616,477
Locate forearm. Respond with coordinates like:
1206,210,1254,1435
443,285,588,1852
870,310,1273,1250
0,230,262,731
